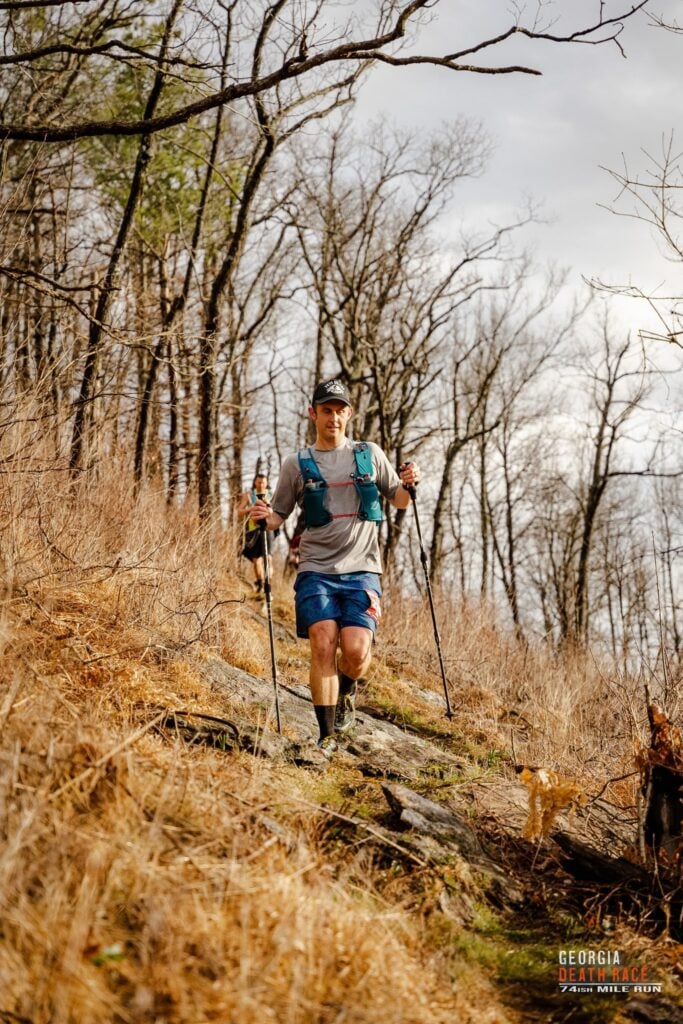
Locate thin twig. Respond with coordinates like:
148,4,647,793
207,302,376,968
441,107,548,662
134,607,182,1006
585,771,639,805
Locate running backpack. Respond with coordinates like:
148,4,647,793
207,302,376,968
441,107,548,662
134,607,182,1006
297,442,384,528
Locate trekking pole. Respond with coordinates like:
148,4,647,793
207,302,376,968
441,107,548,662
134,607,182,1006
405,477,453,720
257,502,282,734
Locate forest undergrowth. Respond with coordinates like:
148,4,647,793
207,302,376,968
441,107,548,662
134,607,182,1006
0,444,680,1023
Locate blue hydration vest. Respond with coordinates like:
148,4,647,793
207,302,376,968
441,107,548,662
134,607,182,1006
297,442,384,528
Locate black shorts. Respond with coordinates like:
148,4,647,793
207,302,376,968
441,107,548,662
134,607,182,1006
242,530,266,562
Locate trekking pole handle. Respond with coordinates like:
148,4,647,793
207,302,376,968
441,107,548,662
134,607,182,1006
255,491,269,531
400,462,417,502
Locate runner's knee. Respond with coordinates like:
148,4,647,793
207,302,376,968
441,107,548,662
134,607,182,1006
309,622,338,665
340,630,372,675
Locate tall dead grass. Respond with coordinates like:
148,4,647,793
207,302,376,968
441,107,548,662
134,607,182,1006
1,408,658,1022
0,406,270,668
1,659,484,1023
379,592,647,796
1,418,502,1023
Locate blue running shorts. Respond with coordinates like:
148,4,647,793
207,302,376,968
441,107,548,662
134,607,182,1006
294,571,382,639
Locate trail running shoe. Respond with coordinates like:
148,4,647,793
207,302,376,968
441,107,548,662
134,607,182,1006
334,685,357,734
316,735,338,760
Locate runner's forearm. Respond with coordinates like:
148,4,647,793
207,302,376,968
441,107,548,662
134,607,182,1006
390,484,412,510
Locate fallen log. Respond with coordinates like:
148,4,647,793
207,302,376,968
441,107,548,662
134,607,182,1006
552,831,683,941
552,831,652,887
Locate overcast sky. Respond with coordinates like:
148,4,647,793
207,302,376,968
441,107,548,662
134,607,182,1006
354,1,683,338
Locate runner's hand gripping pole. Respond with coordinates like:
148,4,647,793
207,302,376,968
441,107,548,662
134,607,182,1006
403,469,454,720
256,494,282,734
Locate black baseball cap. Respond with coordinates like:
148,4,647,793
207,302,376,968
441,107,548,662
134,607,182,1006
311,379,352,407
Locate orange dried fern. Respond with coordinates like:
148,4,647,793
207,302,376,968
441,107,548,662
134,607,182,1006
519,766,586,840
635,705,683,775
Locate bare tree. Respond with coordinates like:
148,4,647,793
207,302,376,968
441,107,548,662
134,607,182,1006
4,0,675,630
132,24,233,491
526,320,680,647
654,475,683,657
69,0,184,474
193,30,362,512
291,120,506,566
597,133,683,347
428,266,570,580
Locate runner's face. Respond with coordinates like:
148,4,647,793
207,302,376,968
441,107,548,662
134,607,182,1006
310,401,352,447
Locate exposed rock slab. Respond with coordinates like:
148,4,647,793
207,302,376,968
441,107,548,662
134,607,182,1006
380,782,525,907
345,726,459,782
236,724,292,762
197,656,314,735
195,654,461,784
462,774,637,860
621,999,683,1024
160,709,294,762
382,782,483,859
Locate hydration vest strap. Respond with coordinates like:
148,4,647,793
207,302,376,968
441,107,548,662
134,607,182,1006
352,441,374,479
298,449,331,528
351,442,384,523
297,449,324,484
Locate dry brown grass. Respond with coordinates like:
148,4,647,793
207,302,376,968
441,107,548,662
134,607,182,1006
1,661,486,1023
0,425,516,1023
2,415,666,1022
379,592,645,804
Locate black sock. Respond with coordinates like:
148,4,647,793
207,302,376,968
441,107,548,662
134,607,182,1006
314,705,337,740
339,671,357,697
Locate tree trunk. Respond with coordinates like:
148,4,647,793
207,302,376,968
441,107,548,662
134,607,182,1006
167,332,179,504
641,703,683,867
430,442,460,577
69,0,183,474
135,36,229,489
478,437,489,598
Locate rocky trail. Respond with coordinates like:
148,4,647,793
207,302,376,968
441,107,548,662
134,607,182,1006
155,603,683,1024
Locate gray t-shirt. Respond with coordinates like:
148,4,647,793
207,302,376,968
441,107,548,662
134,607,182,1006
271,438,401,575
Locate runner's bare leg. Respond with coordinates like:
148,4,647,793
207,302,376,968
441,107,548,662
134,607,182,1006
308,620,340,705
338,626,373,681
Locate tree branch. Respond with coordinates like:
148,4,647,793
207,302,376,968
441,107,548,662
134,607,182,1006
0,38,213,68
0,0,93,8
445,2,650,61
0,0,650,141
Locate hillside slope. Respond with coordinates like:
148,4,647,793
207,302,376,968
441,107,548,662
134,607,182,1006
1,486,681,1023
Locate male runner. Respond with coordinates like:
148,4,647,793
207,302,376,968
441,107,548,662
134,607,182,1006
250,379,420,759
